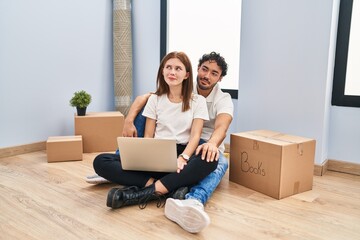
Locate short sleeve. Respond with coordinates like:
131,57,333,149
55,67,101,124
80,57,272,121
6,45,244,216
193,95,209,120
216,93,234,118
142,94,157,120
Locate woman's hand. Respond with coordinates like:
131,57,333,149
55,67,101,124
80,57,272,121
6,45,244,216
176,157,188,173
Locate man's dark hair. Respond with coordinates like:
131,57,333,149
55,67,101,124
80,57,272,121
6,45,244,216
198,52,228,77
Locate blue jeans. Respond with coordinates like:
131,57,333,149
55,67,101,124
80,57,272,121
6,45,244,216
120,109,227,205
185,152,228,205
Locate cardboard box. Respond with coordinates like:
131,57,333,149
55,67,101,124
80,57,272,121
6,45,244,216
74,111,124,153
229,130,316,199
47,136,83,162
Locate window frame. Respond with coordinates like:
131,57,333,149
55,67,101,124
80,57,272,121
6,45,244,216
332,0,360,107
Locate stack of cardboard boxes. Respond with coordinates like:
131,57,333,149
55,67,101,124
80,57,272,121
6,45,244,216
46,111,124,163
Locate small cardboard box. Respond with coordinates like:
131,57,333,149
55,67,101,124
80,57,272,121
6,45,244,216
229,130,316,199
74,111,124,153
47,136,83,162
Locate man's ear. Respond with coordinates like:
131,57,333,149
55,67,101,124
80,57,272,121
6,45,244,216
218,76,223,82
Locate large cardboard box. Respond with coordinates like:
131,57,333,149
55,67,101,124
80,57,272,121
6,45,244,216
229,130,316,199
47,136,83,162
75,111,124,153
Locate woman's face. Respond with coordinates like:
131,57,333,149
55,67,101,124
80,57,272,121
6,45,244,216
162,58,189,87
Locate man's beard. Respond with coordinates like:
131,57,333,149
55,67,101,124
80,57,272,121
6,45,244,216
197,76,217,90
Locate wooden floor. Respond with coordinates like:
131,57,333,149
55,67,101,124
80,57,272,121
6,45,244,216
1,151,359,240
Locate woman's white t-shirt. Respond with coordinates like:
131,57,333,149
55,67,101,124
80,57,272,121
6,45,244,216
142,94,209,145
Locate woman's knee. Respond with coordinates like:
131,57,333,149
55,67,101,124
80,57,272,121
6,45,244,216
93,153,117,171
93,154,104,171
194,154,218,172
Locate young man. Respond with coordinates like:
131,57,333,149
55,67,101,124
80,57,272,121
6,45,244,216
122,52,233,233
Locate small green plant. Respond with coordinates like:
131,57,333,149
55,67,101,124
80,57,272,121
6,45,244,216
69,90,92,108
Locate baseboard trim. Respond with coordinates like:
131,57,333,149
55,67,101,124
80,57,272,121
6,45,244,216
327,159,360,176
0,141,46,158
314,160,328,176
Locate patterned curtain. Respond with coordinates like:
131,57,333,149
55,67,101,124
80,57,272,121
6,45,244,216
113,0,132,115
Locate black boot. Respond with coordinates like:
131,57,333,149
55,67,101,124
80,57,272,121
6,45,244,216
170,186,189,200
107,184,163,209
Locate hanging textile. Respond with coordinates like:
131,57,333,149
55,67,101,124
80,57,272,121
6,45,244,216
113,0,132,115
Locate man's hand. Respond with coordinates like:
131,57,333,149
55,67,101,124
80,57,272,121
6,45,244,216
122,120,137,137
196,142,219,162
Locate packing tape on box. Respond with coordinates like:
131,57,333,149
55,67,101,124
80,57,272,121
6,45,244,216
253,140,259,150
297,144,304,156
249,132,304,156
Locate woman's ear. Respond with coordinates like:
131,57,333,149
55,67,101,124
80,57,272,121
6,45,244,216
184,72,190,80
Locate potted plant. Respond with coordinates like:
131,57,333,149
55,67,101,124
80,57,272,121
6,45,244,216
69,90,92,116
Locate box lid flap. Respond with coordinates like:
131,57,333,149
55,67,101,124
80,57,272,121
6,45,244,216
48,135,82,142
231,130,314,146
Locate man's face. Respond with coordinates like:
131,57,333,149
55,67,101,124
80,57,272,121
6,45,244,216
197,60,223,91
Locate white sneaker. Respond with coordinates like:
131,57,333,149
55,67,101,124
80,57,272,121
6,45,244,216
164,198,210,233
85,174,110,184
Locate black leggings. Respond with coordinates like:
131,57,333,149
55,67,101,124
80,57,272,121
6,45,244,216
93,144,218,192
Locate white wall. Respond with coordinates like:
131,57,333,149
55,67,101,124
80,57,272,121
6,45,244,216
237,0,337,165
131,0,160,97
0,0,114,148
329,107,360,163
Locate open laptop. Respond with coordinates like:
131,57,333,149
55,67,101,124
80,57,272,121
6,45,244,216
117,137,178,172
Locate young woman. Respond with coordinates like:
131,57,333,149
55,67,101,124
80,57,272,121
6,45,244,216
93,51,218,209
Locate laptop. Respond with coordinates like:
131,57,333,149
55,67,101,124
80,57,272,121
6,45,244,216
117,137,178,172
